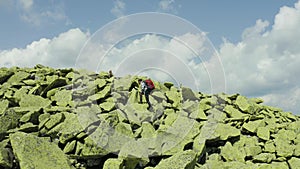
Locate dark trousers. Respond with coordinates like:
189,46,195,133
140,89,152,108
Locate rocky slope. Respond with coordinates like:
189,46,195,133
0,65,300,169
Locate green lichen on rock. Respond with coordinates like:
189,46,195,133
10,132,74,169
154,150,197,169
242,120,264,133
103,158,123,169
19,94,51,108
257,126,270,140
0,100,9,116
0,65,300,168
221,142,245,162
288,157,300,169
0,140,12,168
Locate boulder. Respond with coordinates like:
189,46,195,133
0,69,13,84
165,87,181,108
257,126,270,140
0,140,12,168
7,71,29,84
100,101,116,112
288,157,300,169
253,153,276,163
0,110,21,141
264,141,276,153
10,132,74,169
44,113,65,130
0,100,9,116
41,78,67,97
119,139,150,168
163,82,174,89
234,136,262,157
224,105,247,119
268,162,289,169
235,95,257,113
221,142,245,162
63,140,77,154
154,150,197,169
19,94,51,108
275,138,295,157
199,121,240,142
242,120,265,133
51,89,72,107
181,86,199,101
141,122,156,138
19,110,40,123
103,158,124,169
48,112,84,144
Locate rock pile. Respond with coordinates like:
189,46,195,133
0,65,300,169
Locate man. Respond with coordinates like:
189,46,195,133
138,78,155,110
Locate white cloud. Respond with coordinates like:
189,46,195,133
111,0,125,18
19,0,33,11
242,19,269,40
17,0,69,26
158,0,177,13
0,28,89,68
95,33,217,92
219,0,300,114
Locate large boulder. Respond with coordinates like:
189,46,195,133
154,150,197,169
9,132,74,169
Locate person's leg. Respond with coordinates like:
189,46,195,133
139,92,143,104
145,89,151,109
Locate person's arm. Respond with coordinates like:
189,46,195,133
141,81,146,94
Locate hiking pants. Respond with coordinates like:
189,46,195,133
140,88,152,108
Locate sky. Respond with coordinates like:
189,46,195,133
1,0,300,114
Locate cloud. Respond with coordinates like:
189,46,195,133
92,32,218,93
0,28,89,68
158,0,177,13
111,0,126,18
19,0,33,11
219,0,300,114
17,0,69,26
242,19,269,40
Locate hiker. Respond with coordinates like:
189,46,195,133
108,70,113,78
138,78,155,110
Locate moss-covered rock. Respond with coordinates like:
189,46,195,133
0,140,12,169
10,132,74,169
288,157,300,169
154,150,197,169
103,158,124,169
257,126,270,140
221,142,245,162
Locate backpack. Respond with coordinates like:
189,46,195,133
144,79,155,90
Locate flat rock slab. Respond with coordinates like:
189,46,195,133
10,132,74,169
154,150,196,169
